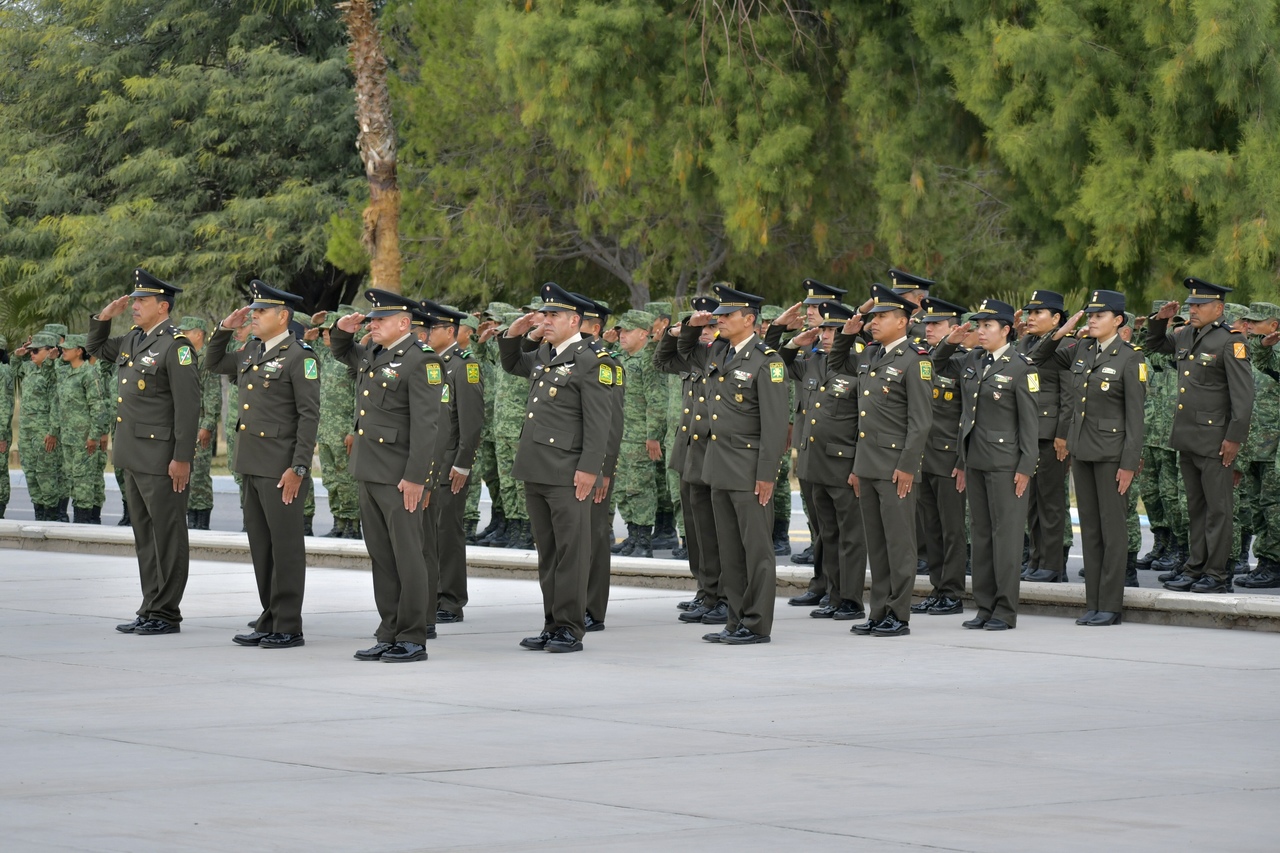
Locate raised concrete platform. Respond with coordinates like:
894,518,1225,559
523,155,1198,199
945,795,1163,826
3,520,1277,632
1,551,1278,851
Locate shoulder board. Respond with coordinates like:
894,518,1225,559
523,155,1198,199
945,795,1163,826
1132,344,1143,352
171,329,188,339
587,339,609,357
419,343,434,353
130,325,140,331
458,348,473,359
913,343,929,355
754,341,776,356
1228,327,1245,335
298,341,313,351
1018,352,1034,364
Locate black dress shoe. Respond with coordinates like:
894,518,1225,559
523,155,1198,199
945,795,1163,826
583,613,605,632
677,597,702,611
1189,576,1231,594
983,618,1013,631
1019,565,1035,581
917,558,930,576
247,620,258,628
1083,611,1122,626
928,596,963,615
425,625,438,640
819,594,830,607
910,595,940,614
435,610,463,624
809,604,838,618
679,604,711,623
700,602,729,624
233,631,269,646
832,601,865,620
519,631,553,650
787,590,823,606
1163,575,1197,592
722,626,771,645
1075,609,1098,626
1024,568,1064,583
702,629,730,643
134,619,179,635
116,616,145,634
381,641,427,662
260,632,305,648
354,642,394,661
546,627,584,653
850,618,877,636
872,614,910,636
962,616,988,630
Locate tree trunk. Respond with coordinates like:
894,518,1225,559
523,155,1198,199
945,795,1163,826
339,0,401,292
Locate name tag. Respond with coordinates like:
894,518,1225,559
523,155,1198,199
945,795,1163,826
733,369,752,382
1100,366,1117,375
884,366,902,378
993,374,1012,385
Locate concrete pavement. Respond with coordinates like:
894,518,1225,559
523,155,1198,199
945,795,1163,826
1,551,1279,851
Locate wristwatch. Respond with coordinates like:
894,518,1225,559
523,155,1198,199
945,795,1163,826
292,465,308,478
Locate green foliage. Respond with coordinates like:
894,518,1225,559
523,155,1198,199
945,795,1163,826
0,0,365,340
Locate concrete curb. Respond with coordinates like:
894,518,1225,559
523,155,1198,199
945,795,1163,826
2,520,1275,632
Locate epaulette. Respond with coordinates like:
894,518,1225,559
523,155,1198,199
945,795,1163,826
458,348,473,359
1018,352,1034,364
587,338,609,358
1228,326,1246,335
170,327,187,339
419,343,434,353
298,340,313,351
754,340,776,356
913,343,930,356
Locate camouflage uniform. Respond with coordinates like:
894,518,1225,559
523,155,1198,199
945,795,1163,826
644,303,675,521
178,318,220,515
16,335,62,513
1137,323,1188,552
492,313,530,527
314,324,359,529
1241,328,1280,567
614,323,664,532
0,336,12,514
466,319,509,527
56,338,108,516
222,337,248,509
662,370,685,536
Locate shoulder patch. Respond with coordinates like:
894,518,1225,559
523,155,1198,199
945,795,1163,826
599,364,613,385
1027,372,1040,393
426,362,442,385
919,361,932,380
176,345,193,366
465,363,480,384
303,358,318,380
1233,342,1247,359
769,362,785,383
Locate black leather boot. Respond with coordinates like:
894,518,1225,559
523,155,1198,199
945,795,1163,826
506,519,534,549
0,500,6,519
1125,551,1139,587
464,517,478,542
1137,527,1168,570
118,499,131,526
610,522,634,555
631,526,653,558
651,511,678,549
186,509,197,529
197,509,211,530
89,506,102,524
1153,539,1186,573
56,498,70,522
481,517,509,547
1234,532,1253,575
303,515,314,536
772,517,791,556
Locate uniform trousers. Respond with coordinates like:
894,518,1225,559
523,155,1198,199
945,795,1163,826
681,479,720,604
967,469,1028,626
1027,440,1068,574
525,481,591,640
586,478,616,622
430,483,468,617
122,469,190,624
359,481,429,645
808,481,866,608
1180,452,1235,583
244,473,308,634
798,481,827,594
918,471,968,600
710,488,776,636
859,477,918,623
1073,460,1127,613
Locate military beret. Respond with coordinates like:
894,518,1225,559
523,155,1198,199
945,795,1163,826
616,310,656,331
178,316,209,333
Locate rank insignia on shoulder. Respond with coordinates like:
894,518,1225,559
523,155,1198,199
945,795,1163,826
1138,362,1148,382
855,342,865,353
441,384,451,403
303,358,318,380
1027,373,1040,393
426,363,442,385
769,362,785,383
466,363,480,384
177,346,193,366
914,344,930,355
599,365,613,385
1234,342,1247,359
615,366,624,386
919,361,932,380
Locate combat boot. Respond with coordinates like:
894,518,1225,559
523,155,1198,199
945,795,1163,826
1125,551,1139,588
610,523,634,555
303,515,314,537
480,517,509,547
631,526,653,558
72,506,87,524
506,519,534,550
790,544,814,565
324,519,347,537
196,509,211,530
186,509,197,529
118,499,131,526
1236,557,1280,589
0,500,6,519
464,518,478,542
55,498,70,522
1233,533,1253,575
1152,539,1187,573
89,506,102,524
1137,527,1169,570
473,511,505,544
346,518,363,540
772,517,791,556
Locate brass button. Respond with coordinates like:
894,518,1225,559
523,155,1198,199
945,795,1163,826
368,371,374,377
527,412,533,418
1178,404,1183,410
682,426,688,432
378,438,384,443
860,411,866,416
836,450,843,456
863,390,869,396
718,377,724,382
243,403,249,410
695,415,701,421
699,396,706,402
358,429,364,435
1180,387,1185,393
121,379,127,385
692,435,699,441
998,438,1005,443
814,402,821,408
811,419,817,425
117,397,122,403
239,424,245,431
548,438,554,443
149,434,154,439
1184,370,1190,376
539,381,545,387
252,365,258,371
363,390,369,396
360,410,366,416
116,417,122,423
127,361,134,367
820,386,826,392
260,432,265,437
711,414,718,420
859,431,865,438
683,408,690,414
247,384,253,390
382,382,387,387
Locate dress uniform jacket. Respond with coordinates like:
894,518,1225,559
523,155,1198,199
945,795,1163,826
922,345,966,477
432,343,485,486
1019,331,1072,578
586,335,624,622
918,342,969,604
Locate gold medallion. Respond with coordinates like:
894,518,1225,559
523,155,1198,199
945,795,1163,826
137,379,146,390
549,387,557,397
734,393,743,403
1099,381,1110,391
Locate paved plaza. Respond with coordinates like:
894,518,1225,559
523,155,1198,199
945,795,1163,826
1,551,1278,852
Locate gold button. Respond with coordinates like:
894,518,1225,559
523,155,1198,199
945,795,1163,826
998,438,1004,443
382,382,387,387
860,411,866,416
358,429,364,435
682,426,688,432
718,377,724,382
695,415,701,421
379,438,384,443
149,434,154,439
711,434,717,440
692,435,699,441
1207,419,1213,424
260,432,265,437
243,403,249,410
811,419,817,425
1184,371,1190,376
891,444,897,448
836,451,843,456
363,390,369,396
368,371,374,377
121,379,127,385
117,417,122,423
711,414,718,420
527,412,533,418
127,361,134,367
683,408,690,414
863,390,869,396
1180,387,1185,393
699,396,705,402
253,365,259,371
117,397,122,403
548,438,555,443
539,381,545,387
859,431,865,438
247,384,253,390
1081,397,1086,402
239,424,245,431
820,386,826,392
1178,404,1184,410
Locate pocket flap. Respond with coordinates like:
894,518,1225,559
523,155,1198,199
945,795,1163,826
244,422,280,438
876,433,907,450
825,443,856,459
363,426,397,444
532,425,575,449
931,436,956,451
1194,411,1226,427
1094,418,1122,433
731,434,761,450
133,423,171,441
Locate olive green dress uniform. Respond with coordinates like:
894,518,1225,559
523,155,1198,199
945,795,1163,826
654,318,724,614
0,340,12,517
1145,278,1254,589
498,309,614,643
330,312,445,647
86,271,201,627
421,309,485,622
585,327,624,625
207,299,320,636
783,312,868,616
830,315,933,629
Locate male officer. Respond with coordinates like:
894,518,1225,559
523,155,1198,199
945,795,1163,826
1147,278,1254,593
672,284,790,645
1019,290,1071,583
418,300,484,626
912,296,969,616
331,290,446,662
500,283,614,653
88,270,201,635
312,306,361,538
209,281,320,648
611,309,661,558
831,284,933,637
888,268,934,341
781,302,868,622
0,334,11,518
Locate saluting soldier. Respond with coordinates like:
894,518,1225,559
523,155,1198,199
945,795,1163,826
500,284,614,653
912,296,970,616
0,334,11,518
1146,277,1254,593
782,302,868,622
88,270,202,636
1042,292,1146,624
331,290,446,662
418,300,484,627
831,284,933,637
675,284,790,645
178,317,220,530
936,299,1039,631
208,282,320,647
56,334,108,523
654,298,728,626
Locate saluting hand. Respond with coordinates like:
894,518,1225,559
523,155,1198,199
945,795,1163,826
98,295,131,321
687,310,715,328
1154,301,1179,321
220,306,251,330
336,312,366,333
776,302,805,330
507,312,539,337
945,322,971,345
791,327,820,348
1054,310,1085,341
840,315,864,336
1263,331,1280,348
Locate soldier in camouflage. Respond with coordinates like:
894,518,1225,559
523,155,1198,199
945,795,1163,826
491,311,532,548
1137,302,1190,576
57,335,109,523
644,301,680,549
309,306,361,538
611,310,661,557
174,317,219,529
467,302,515,544
1235,302,1280,587
0,335,12,518
14,333,63,520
